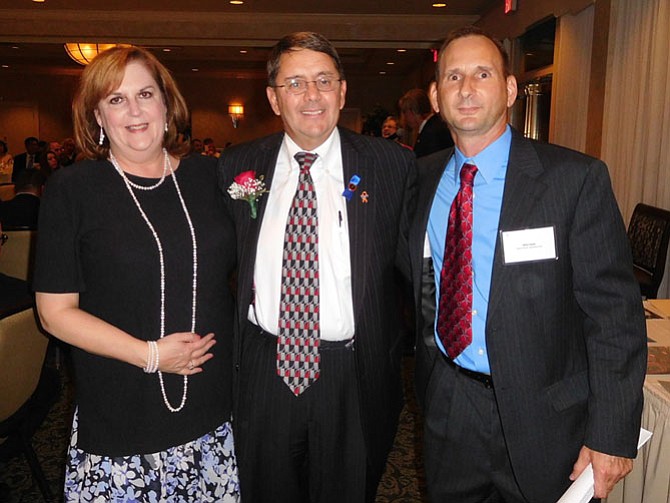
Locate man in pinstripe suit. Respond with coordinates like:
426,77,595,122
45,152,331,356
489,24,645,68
410,26,646,502
218,32,416,502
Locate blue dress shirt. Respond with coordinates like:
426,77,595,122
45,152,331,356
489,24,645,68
428,126,512,374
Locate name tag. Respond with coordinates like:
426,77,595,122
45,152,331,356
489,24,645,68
501,226,557,264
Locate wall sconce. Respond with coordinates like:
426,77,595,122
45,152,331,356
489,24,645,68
228,104,244,128
64,43,131,65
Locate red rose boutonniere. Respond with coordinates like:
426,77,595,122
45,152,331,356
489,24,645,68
227,170,268,219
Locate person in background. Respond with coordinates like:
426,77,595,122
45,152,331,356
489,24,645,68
42,150,62,176
0,140,13,184
410,25,646,503
0,169,45,229
60,138,77,166
33,46,240,502
12,136,40,183
381,115,412,150
203,137,220,157
190,138,204,155
399,88,453,157
218,31,415,502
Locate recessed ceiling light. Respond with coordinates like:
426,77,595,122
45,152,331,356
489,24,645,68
386,62,395,65
240,50,248,54
229,0,244,4
397,49,407,53
11,46,19,50
432,3,447,7
191,68,199,72
163,48,172,52
1,65,9,68
32,0,46,3
379,71,387,75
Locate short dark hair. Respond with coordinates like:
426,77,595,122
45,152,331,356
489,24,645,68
435,25,511,82
267,32,345,87
23,136,38,148
73,46,190,160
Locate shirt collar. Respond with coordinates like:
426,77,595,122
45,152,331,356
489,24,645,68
283,128,340,169
452,125,512,184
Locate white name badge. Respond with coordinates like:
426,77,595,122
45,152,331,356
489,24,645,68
501,226,557,264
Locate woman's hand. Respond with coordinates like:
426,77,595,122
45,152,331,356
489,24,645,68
155,332,216,375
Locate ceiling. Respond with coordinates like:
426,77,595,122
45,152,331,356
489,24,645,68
0,0,501,78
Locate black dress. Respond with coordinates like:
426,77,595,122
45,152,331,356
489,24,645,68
33,154,236,456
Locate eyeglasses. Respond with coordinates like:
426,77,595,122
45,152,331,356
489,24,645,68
1,233,7,246
274,77,342,95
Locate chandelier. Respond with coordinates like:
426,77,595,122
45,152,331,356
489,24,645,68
64,43,131,65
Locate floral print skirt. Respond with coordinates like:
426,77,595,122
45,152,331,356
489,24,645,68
64,410,240,502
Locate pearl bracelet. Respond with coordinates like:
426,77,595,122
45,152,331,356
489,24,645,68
143,340,160,373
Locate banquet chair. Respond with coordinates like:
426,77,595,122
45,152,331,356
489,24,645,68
627,203,670,299
0,307,58,502
0,228,37,281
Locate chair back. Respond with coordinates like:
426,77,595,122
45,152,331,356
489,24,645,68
0,183,14,201
627,203,670,299
0,228,37,281
0,308,49,422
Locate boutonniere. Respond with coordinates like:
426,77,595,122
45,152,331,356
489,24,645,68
227,170,268,219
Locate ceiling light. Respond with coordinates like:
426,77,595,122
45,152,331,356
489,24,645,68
397,49,407,53
191,68,199,72
64,43,131,65
1,65,9,68
386,62,395,65
229,0,244,4
432,3,447,7
379,71,387,75
240,50,248,54
163,48,172,52
32,0,45,3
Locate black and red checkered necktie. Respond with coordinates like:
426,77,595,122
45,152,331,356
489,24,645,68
276,151,320,396
437,162,478,359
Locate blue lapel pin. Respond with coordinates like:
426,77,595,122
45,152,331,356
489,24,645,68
343,175,361,201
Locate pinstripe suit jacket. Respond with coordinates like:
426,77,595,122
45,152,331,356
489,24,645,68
410,128,647,502
217,127,417,478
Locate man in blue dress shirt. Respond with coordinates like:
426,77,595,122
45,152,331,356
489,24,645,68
410,26,646,502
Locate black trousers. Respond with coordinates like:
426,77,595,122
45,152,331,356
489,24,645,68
423,353,528,503
234,322,369,503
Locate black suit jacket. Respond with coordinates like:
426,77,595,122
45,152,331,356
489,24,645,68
0,193,40,229
410,128,646,502
218,127,416,479
414,114,454,158
12,153,30,183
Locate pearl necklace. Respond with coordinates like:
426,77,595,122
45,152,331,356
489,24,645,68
110,148,198,413
110,150,169,191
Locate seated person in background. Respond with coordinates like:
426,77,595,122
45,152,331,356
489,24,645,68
203,137,221,157
41,150,62,176
0,221,32,315
12,136,40,183
381,115,412,150
190,138,204,155
60,138,77,167
0,169,45,229
0,140,13,184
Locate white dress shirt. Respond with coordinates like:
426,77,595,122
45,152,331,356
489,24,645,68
248,129,355,340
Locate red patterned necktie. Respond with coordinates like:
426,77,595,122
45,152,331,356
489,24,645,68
437,162,478,359
276,151,320,396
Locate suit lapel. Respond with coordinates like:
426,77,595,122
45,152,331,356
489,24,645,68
340,129,374,317
487,131,548,319
237,134,283,311
411,149,453,291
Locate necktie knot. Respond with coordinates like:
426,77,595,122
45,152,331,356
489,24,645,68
295,152,318,175
460,163,478,187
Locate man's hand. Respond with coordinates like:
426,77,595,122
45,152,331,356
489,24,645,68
570,446,633,499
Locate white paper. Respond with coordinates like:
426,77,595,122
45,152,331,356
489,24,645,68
556,428,653,503
501,226,557,264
